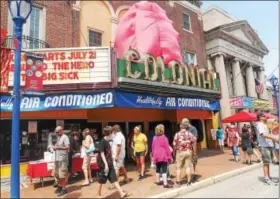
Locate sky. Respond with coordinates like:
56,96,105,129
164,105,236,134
201,1,279,80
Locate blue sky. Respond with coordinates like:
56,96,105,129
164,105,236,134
201,1,279,79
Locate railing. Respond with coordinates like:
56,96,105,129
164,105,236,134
2,35,50,50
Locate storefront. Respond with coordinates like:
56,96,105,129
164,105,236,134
0,47,221,176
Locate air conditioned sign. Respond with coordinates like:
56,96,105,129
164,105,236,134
8,47,111,86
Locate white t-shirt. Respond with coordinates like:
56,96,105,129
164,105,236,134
256,122,274,148
112,132,126,159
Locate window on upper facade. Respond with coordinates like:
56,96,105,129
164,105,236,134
8,6,46,49
183,13,191,32
88,30,102,47
184,51,197,65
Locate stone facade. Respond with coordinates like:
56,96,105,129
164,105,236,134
202,7,270,120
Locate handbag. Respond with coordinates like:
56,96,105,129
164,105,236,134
86,142,95,154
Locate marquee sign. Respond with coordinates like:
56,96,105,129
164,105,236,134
8,47,111,86
117,49,220,91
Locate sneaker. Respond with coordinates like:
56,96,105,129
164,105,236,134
55,186,62,194
264,178,278,186
270,178,279,183
186,182,192,186
138,175,145,181
57,189,68,197
53,182,59,188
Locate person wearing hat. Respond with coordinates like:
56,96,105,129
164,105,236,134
173,121,197,186
256,112,279,185
181,118,198,181
51,126,70,196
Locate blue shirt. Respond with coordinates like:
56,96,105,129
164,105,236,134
216,129,224,139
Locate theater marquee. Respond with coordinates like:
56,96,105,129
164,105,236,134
8,47,112,87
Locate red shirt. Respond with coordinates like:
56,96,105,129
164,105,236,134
173,129,196,152
227,127,239,146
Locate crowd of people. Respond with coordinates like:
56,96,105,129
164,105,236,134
48,113,279,197
48,118,198,197
216,112,279,185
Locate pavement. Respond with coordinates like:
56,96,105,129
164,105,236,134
0,149,262,198
176,164,279,198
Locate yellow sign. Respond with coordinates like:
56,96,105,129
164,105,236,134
254,99,271,109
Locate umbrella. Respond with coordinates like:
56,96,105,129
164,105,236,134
222,111,257,123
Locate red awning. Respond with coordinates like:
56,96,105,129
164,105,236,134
222,111,257,123
264,113,278,120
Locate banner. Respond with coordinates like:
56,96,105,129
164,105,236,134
254,99,270,109
114,91,220,111
0,90,114,112
25,54,44,92
230,96,254,109
0,48,12,93
243,97,254,108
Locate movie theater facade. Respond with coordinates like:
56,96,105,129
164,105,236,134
0,46,221,168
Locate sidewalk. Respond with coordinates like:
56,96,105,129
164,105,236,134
1,149,259,198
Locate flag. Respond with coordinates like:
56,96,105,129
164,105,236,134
230,97,243,108
255,78,264,94
0,48,12,93
1,28,7,45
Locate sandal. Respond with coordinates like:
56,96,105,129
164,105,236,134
81,181,90,186
121,192,131,198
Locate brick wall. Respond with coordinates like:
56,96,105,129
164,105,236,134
0,0,80,48
110,1,207,67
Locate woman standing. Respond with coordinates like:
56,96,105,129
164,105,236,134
81,128,94,186
152,124,172,188
241,126,253,165
131,125,147,180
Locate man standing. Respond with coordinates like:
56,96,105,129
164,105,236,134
52,126,70,196
256,113,279,185
173,121,197,186
112,125,130,183
182,118,198,182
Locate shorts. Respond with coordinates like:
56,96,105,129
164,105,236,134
54,160,68,179
82,156,91,170
135,151,146,157
113,157,125,170
218,138,224,146
260,147,273,164
176,150,192,170
232,146,239,156
97,167,117,184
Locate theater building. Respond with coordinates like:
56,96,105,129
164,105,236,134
0,1,222,176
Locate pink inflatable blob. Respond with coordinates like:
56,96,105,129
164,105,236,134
114,1,183,65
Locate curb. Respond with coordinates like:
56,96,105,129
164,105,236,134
149,163,262,198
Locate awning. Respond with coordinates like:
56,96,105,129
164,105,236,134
222,111,256,123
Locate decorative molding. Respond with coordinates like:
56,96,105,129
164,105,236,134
172,1,201,14
74,1,116,17
111,17,118,24
116,5,131,17
211,52,227,58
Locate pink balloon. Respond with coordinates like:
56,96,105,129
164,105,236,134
114,1,183,66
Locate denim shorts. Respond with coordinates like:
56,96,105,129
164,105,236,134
232,146,239,156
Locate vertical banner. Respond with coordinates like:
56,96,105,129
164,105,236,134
0,48,12,93
25,54,44,92
28,121,38,134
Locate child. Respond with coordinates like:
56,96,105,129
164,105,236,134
96,126,131,198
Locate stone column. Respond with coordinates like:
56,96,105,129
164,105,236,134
207,56,214,71
111,17,118,45
225,63,233,96
232,58,246,96
246,63,257,98
213,53,231,120
258,67,268,100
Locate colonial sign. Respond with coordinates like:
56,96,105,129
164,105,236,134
8,47,111,86
117,49,220,91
